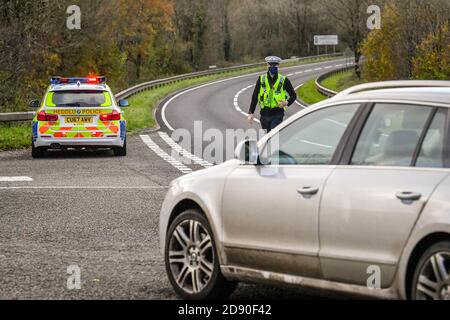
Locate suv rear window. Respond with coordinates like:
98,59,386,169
351,103,432,167
51,91,107,107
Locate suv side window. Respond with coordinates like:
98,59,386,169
260,104,360,165
416,108,447,168
351,103,432,167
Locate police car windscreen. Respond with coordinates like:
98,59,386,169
53,91,106,107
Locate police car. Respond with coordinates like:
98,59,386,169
29,76,128,158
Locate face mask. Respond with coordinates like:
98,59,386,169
268,66,278,75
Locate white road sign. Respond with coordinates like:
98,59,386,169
314,35,339,46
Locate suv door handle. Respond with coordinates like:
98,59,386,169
297,187,319,196
396,191,422,201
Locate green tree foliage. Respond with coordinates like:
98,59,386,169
1,0,448,113
412,22,450,80
361,3,401,81
116,0,174,81
361,0,450,81
0,0,175,112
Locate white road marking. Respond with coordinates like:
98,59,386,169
158,132,213,168
156,59,346,168
234,61,345,114
293,83,307,109
140,135,193,174
294,100,307,108
0,176,33,182
294,83,304,91
300,139,333,149
325,118,347,127
161,58,348,131
0,186,168,190
233,85,260,123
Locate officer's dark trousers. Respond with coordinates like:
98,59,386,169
260,114,284,133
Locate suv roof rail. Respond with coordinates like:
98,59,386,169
335,80,450,97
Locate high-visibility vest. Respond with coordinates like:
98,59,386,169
258,74,287,109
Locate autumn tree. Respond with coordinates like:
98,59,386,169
324,0,373,62
393,0,450,77
413,22,450,80
2,0,448,113
361,0,450,81
360,3,402,81
116,0,174,81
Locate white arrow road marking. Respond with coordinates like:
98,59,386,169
140,135,193,174
158,132,213,168
0,176,33,182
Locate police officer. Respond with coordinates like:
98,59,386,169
248,56,297,132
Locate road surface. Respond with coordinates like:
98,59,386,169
0,58,351,299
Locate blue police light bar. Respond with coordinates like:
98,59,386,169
50,76,107,85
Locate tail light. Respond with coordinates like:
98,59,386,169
100,110,121,121
37,112,58,122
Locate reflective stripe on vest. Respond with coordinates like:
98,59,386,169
258,74,287,109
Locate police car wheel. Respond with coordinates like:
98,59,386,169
31,143,47,158
113,139,127,157
165,209,238,300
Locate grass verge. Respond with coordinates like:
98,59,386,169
296,80,328,105
0,55,342,150
0,122,31,150
125,55,341,134
296,69,363,105
321,69,362,92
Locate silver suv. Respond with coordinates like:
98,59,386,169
159,81,450,300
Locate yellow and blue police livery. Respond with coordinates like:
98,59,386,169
30,76,129,158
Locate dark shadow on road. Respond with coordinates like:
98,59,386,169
43,149,116,159
230,283,365,300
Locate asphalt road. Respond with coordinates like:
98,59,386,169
157,58,348,164
0,59,350,299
